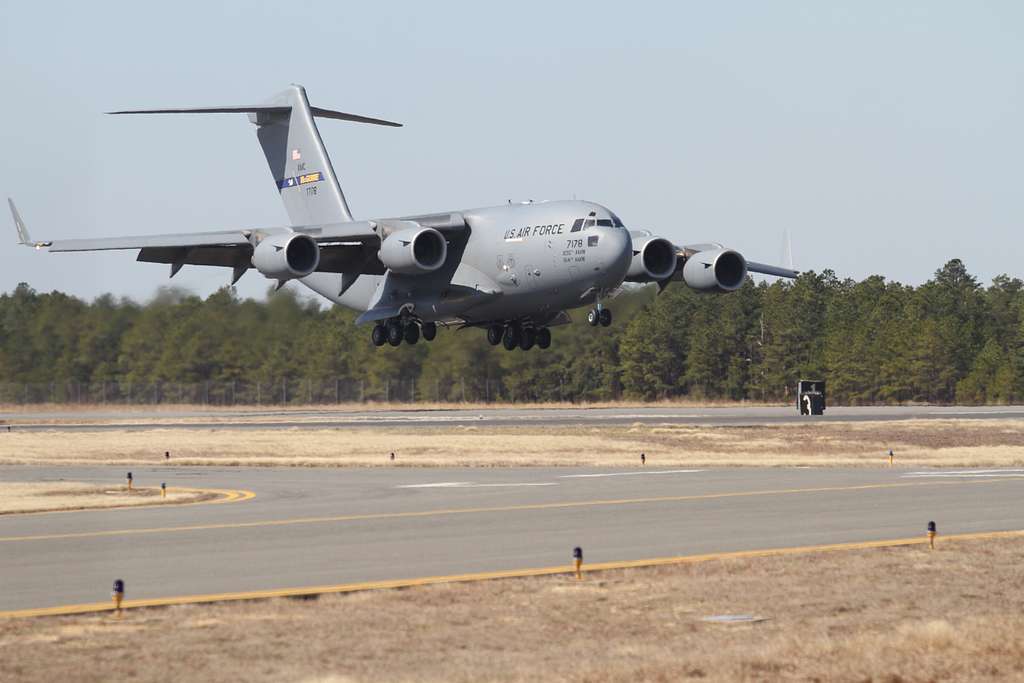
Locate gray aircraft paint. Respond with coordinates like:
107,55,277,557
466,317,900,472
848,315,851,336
301,200,632,325
9,85,796,340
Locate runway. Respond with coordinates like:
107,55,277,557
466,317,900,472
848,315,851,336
4,405,1024,431
3,465,1024,614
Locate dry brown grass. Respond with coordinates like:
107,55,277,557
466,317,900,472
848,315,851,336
1,420,1023,468
0,482,217,514
2,535,1023,681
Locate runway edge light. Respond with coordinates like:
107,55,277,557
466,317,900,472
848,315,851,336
161,482,166,498
126,472,133,491
927,521,937,550
112,579,124,615
573,546,583,580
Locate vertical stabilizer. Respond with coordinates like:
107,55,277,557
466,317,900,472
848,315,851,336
252,85,354,225
107,86,401,227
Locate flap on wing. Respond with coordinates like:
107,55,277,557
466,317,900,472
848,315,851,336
139,242,387,276
138,245,250,268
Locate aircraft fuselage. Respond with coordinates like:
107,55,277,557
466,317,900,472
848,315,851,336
302,199,632,327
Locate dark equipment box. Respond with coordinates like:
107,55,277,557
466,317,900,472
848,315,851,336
797,379,826,415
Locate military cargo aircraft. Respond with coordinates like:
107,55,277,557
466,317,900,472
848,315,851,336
10,85,797,350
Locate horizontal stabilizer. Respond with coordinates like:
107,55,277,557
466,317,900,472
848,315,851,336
107,105,402,127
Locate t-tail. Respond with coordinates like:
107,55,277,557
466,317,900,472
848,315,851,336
108,84,401,226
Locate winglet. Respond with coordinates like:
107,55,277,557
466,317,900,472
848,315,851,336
9,198,29,244
9,199,52,249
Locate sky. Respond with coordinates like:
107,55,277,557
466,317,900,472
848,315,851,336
1,1,1021,304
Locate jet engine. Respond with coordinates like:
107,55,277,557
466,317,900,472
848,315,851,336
379,227,447,275
625,233,677,282
252,232,320,280
681,248,747,292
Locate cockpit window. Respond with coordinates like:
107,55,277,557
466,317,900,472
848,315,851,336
609,212,625,228
572,216,617,231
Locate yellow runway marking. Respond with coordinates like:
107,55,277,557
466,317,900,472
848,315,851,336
4,527,1023,619
0,477,1009,543
0,486,255,518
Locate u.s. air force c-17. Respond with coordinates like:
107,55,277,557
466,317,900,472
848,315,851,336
10,85,797,350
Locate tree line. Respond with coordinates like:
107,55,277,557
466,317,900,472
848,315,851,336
1,259,1021,405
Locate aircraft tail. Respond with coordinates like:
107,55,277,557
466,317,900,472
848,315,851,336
109,84,401,226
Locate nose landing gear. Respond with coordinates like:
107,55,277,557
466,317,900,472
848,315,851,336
587,308,612,327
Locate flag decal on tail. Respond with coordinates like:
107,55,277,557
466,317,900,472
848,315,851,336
291,149,301,161
276,171,323,190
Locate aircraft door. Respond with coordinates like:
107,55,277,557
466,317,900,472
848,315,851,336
496,254,520,289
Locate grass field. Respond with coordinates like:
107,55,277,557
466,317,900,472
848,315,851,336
1,419,1022,468
0,482,218,514
2,534,1021,682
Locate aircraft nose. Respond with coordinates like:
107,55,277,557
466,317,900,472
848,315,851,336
594,226,631,283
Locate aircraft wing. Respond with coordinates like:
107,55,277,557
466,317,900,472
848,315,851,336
746,261,799,278
9,200,466,279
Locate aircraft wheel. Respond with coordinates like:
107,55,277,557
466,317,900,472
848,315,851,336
536,328,551,349
371,324,387,347
520,328,536,351
487,324,504,346
587,309,599,327
404,323,420,345
421,322,437,341
502,325,520,351
599,308,612,327
387,321,403,346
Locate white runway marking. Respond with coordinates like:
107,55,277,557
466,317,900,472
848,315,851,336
926,410,1024,415
396,481,558,489
903,469,1024,479
559,469,705,479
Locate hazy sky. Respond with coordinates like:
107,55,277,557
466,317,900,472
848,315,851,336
1,2,1021,303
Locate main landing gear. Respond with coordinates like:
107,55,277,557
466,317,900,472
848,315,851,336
486,323,551,351
372,319,437,347
586,307,612,327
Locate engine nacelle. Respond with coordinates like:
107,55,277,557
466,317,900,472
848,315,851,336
681,248,747,292
625,233,677,282
379,227,447,275
252,233,320,280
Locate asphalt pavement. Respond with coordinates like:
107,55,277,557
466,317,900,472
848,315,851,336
3,405,1024,431
2,464,1023,613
